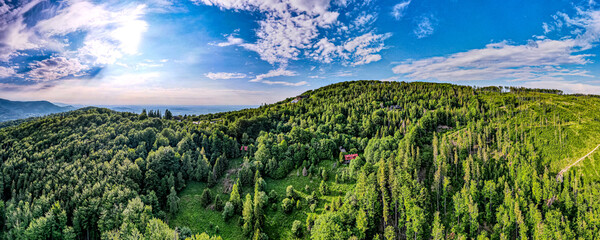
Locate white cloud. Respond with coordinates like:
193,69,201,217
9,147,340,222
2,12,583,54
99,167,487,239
239,11,336,65
0,0,44,61
261,80,308,86
35,1,149,65
391,0,411,20
0,0,148,83
353,13,376,27
308,32,391,66
250,67,298,82
196,0,390,67
335,71,353,77
193,0,331,15
414,15,435,38
0,66,17,78
392,39,592,81
27,56,88,81
343,32,392,66
216,35,244,47
205,72,247,80
523,80,600,94
392,8,600,82
246,67,306,86
310,37,341,63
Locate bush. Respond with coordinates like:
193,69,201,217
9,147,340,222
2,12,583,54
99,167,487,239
306,191,318,204
310,203,317,212
214,194,224,211
282,198,293,213
178,226,192,240
319,180,328,195
200,188,212,207
286,185,295,199
269,190,278,203
222,201,234,221
291,220,303,237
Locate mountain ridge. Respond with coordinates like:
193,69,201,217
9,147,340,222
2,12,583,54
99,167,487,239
0,98,74,122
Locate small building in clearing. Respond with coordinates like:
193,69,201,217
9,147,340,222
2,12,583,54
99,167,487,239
342,153,358,164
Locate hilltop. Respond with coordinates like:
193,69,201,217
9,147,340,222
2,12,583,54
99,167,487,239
0,98,74,122
1,81,600,239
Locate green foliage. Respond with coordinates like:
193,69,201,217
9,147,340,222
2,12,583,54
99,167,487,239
286,185,295,199
291,220,303,238
281,198,293,213
242,194,254,236
229,181,242,212
5,81,600,239
200,189,213,208
222,202,234,221
146,218,177,239
319,180,328,195
168,187,181,214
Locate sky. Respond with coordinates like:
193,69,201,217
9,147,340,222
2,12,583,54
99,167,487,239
2,0,600,105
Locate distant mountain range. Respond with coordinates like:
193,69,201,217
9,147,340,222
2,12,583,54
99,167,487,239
0,98,74,122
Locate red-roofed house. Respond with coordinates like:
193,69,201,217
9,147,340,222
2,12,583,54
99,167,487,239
343,154,358,164
240,146,248,151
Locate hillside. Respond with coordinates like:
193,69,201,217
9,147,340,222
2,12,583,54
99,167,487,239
1,81,600,239
0,98,74,122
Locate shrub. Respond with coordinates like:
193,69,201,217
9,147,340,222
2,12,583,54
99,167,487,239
291,220,303,237
268,190,278,203
319,180,328,195
282,198,293,213
178,226,192,240
222,201,234,221
286,185,295,199
200,188,212,207
310,203,317,212
214,194,224,211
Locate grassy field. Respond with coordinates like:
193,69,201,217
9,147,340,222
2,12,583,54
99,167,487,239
170,159,356,239
168,158,244,239
168,181,243,239
572,150,600,182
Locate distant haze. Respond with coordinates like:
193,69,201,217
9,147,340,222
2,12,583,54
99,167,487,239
94,105,258,116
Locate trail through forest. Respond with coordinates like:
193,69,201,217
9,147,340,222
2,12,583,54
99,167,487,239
557,143,600,181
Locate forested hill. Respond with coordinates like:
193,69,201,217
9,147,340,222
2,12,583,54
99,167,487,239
0,98,74,122
1,81,600,239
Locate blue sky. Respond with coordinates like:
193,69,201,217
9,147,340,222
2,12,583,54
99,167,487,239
1,0,600,104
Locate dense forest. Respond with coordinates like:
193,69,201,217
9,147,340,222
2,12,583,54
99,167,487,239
1,81,600,239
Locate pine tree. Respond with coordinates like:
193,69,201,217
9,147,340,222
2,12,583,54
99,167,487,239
167,187,180,214
229,181,242,212
431,211,445,240
242,194,254,236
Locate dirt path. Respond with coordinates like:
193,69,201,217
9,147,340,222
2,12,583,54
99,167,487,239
557,143,600,181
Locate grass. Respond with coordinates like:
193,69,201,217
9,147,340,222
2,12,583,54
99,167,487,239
572,150,600,182
168,158,245,239
168,181,243,239
170,158,356,239
263,160,355,239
